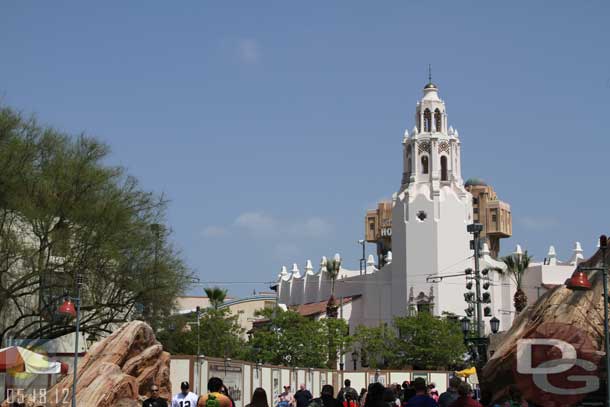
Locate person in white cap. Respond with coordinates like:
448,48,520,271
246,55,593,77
172,381,199,407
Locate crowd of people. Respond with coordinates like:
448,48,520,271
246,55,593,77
142,376,529,407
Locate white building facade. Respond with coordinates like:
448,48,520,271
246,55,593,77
275,81,515,338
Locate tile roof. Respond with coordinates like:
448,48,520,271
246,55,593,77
289,296,360,317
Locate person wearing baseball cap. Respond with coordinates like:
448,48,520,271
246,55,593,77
198,377,232,407
171,381,199,407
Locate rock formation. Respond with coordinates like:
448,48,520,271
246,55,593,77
481,247,608,406
46,320,171,407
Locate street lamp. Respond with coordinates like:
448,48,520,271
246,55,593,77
196,305,201,395
460,317,470,337
224,357,231,377
567,234,609,407
58,274,83,407
351,351,358,370
358,240,366,275
374,368,380,383
490,317,500,335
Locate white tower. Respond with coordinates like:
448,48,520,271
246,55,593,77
390,80,473,317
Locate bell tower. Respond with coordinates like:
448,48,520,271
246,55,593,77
390,80,473,317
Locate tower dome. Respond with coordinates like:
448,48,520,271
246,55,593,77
464,177,487,187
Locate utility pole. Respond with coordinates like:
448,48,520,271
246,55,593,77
467,223,489,364
358,240,365,275
196,305,201,395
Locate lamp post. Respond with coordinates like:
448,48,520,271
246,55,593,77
224,357,231,377
490,317,500,335
466,223,484,337
374,368,380,383
567,235,609,407
196,305,201,395
460,315,496,366
58,274,83,407
358,240,366,275
351,351,358,370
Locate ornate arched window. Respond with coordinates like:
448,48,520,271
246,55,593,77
423,109,432,132
434,109,442,132
421,155,429,174
440,155,448,181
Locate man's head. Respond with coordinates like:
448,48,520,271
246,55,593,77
412,377,427,394
181,381,190,395
449,377,462,390
150,384,160,398
284,385,291,392
344,379,351,387
208,377,224,393
321,384,334,398
457,383,472,398
300,384,306,391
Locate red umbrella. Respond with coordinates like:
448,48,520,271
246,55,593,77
0,346,69,374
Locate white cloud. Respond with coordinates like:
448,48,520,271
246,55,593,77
202,226,229,238
233,211,332,239
294,217,333,238
234,211,277,236
237,38,260,65
519,216,559,231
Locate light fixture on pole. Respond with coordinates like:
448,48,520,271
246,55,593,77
460,317,471,337
490,317,500,335
351,351,358,370
374,368,380,383
196,305,201,395
358,240,366,275
58,274,83,407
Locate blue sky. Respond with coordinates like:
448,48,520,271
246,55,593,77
2,2,609,296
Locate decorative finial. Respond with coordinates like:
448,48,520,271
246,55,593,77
428,64,432,83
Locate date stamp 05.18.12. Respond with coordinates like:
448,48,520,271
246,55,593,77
5,388,71,405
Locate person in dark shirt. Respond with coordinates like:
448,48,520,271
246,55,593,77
143,384,168,407
438,377,461,407
308,384,341,407
295,384,313,407
448,383,482,407
406,378,438,407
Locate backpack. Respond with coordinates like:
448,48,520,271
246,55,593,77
207,394,220,407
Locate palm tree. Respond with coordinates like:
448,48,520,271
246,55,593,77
325,254,342,299
501,251,532,313
204,286,227,309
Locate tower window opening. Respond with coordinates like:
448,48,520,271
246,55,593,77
434,109,442,132
407,158,412,175
440,155,448,181
423,109,432,132
421,155,429,174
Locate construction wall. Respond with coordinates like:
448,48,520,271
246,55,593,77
170,356,451,406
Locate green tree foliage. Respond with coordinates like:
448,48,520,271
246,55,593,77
352,313,466,370
352,324,393,369
246,309,350,369
501,252,532,313
204,286,228,309
0,106,193,344
390,312,466,370
157,307,246,358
